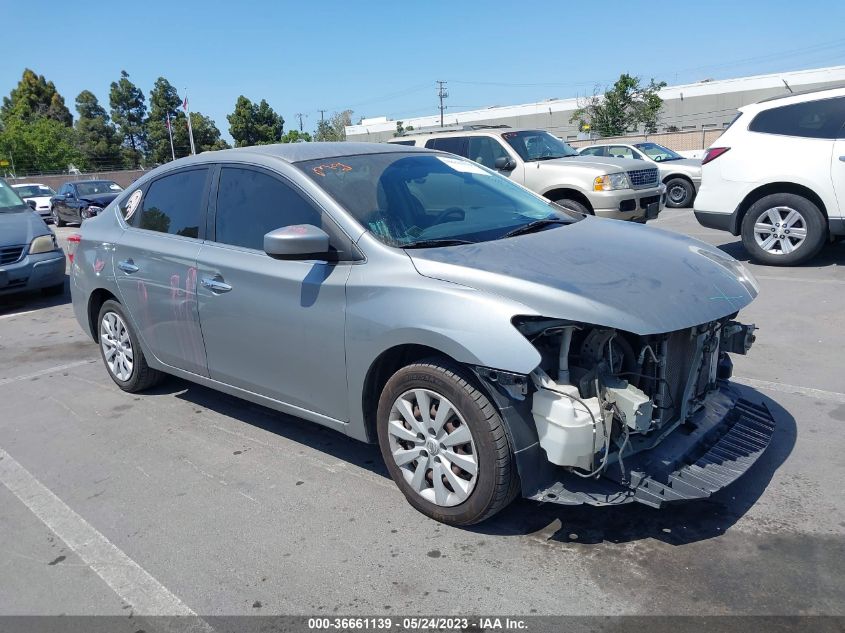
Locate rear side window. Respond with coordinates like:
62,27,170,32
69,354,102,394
424,136,469,157
749,97,845,139
214,167,322,250
131,168,208,238
579,146,605,157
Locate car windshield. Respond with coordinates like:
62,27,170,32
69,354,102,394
0,178,28,213
14,184,55,197
75,181,122,196
502,130,580,161
634,142,683,161
297,152,582,248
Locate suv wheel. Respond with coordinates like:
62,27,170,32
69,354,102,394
376,360,518,525
665,177,694,208
553,198,592,216
97,300,163,392
741,193,827,266
52,207,66,227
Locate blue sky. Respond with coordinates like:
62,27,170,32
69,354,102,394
3,0,845,142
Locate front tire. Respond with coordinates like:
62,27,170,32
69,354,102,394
553,197,592,216
97,300,163,392
665,177,694,208
376,360,518,525
741,193,827,266
52,207,66,227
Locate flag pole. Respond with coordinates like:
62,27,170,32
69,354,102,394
166,113,176,161
183,90,196,155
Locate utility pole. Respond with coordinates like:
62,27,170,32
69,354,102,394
318,109,326,122
295,113,306,131
436,81,448,127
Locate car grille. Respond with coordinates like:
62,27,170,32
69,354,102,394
628,168,659,189
0,245,25,265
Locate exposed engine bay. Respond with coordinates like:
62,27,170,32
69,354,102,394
514,316,758,480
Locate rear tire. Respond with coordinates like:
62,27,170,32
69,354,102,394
97,300,163,392
741,193,826,266
665,177,695,208
377,359,518,526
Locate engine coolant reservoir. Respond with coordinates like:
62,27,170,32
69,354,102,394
532,383,606,471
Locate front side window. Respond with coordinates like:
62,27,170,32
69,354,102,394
467,136,511,169
608,145,639,160
502,130,579,161
214,167,322,250
297,153,581,248
130,168,208,238
749,97,845,139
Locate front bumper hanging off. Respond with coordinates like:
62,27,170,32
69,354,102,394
524,383,776,508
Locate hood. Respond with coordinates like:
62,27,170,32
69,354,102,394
539,155,652,174
0,209,50,247
79,192,120,206
407,217,757,336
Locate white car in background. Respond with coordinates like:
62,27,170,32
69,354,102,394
694,87,845,265
11,183,56,221
579,142,702,208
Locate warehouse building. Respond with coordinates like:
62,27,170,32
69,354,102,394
345,65,845,144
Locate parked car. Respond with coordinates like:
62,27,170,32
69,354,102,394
11,183,56,221
578,142,702,208
389,127,666,222
51,179,124,226
70,143,771,526
0,178,65,297
694,87,845,265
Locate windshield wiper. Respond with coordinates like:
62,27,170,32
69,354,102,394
503,218,569,238
526,155,565,162
402,238,476,249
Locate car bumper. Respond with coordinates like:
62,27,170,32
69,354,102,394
0,251,66,295
694,209,736,233
525,382,776,508
591,184,666,221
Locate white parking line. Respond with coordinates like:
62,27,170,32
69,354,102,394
734,376,845,404
0,359,97,388
0,447,212,628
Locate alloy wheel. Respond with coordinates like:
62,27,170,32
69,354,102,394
100,311,134,382
387,388,478,507
753,206,807,255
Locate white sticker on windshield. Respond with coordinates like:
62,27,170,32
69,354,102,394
109,183,122,190
436,155,489,176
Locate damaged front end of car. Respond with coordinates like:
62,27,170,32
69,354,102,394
474,315,774,508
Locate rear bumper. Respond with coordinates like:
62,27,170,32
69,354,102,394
524,383,775,508
694,209,737,234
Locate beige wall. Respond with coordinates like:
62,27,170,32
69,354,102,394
568,128,726,152
7,169,148,191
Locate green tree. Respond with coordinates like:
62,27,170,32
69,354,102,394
1,69,72,126
314,110,352,141
74,90,123,170
171,111,230,154
146,77,183,164
227,96,284,146
0,116,81,173
280,129,312,143
570,74,666,137
109,70,147,166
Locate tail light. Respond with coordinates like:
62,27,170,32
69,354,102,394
702,147,730,165
66,233,81,264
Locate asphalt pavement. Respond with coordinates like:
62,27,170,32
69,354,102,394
0,211,843,621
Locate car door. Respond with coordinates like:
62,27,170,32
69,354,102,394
115,167,210,376
832,121,845,217
195,164,352,422
54,184,69,220
467,136,521,180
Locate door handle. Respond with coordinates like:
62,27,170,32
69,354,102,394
117,259,139,274
201,276,232,293
839,156,845,162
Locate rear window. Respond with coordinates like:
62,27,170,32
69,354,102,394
748,97,845,139
130,168,208,238
424,137,469,157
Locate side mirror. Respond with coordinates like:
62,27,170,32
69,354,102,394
494,157,517,171
26,199,37,210
264,224,330,260
65,191,74,198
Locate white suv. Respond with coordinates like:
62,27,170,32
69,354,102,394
694,87,845,265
